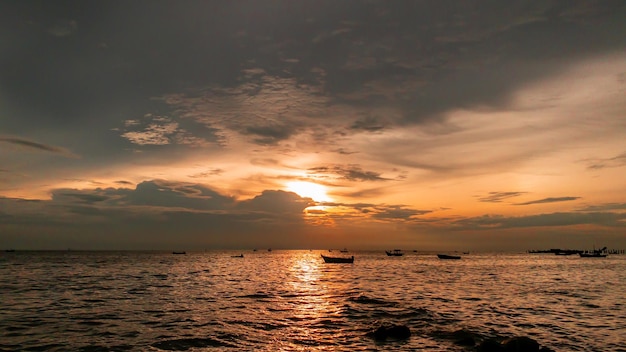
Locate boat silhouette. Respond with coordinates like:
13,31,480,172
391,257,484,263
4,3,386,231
321,254,354,263
437,254,461,260
385,249,403,256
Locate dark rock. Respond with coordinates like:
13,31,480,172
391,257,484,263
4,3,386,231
539,347,556,352
477,338,504,352
372,326,388,341
151,337,236,350
368,324,411,341
451,329,476,346
386,325,411,339
502,336,540,352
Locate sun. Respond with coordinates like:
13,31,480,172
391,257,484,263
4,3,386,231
286,181,332,202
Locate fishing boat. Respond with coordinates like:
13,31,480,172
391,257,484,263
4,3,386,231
579,246,607,258
437,254,461,260
340,248,349,253
321,254,354,263
172,251,186,255
385,249,403,256
579,252,606,258
231,254,244,258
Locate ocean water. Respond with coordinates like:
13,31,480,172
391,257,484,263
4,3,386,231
1,250,624,351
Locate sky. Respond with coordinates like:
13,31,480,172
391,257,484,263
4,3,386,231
1,0,625,251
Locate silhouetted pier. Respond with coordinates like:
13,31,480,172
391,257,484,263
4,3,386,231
528,248,624,255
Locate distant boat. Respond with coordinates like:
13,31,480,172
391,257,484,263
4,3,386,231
437,254,461,260
340,248,349,253
385,249,403,256
267,248,272,252
579,246,607,258
462,251,470,255
321,254,354,263
172,251,186,255
4,249,15,253
554,249,582,255
579,253,606,258
231,254,244,258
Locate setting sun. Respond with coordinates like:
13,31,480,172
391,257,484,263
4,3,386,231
286,181,332,202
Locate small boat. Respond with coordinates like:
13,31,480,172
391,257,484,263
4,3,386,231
172,251,186,255
231,254,244,258
4,249,16,253
385,249,403,256
437,254,461,260
579,246,607,258
579,253,606,257
321,254,354,263
340,248,349,253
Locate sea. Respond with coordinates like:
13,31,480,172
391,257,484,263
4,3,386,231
1,250,624,352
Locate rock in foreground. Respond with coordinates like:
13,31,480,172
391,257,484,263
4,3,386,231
368,324,411,341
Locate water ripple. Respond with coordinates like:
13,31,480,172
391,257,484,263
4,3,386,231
1,250,624,351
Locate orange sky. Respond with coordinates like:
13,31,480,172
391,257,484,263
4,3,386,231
1,1,625,250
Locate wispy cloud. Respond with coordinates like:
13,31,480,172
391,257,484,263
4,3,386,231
148,74,329,149
514,197,580,206
189,169,224,178
307,165,391,182
478,191,526,203
454,212,626,229
585,152,626,170
0,136,78,158
577,203,626,212
350,115,388,132
316,201,432,223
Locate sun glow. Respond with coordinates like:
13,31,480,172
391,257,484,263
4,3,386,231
286,181,332,202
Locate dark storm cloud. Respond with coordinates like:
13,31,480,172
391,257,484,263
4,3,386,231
237,190,311,215
478,192,526,203
52,191,110,204
46,181,236,211
3,0,622,153
0,180,431,249
302,0,625,126
1,1,625,250
0,181,313,249
123,181,236,210
514,197,580,206
70,0,622,149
